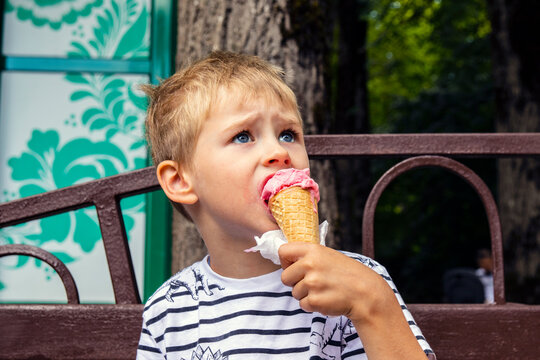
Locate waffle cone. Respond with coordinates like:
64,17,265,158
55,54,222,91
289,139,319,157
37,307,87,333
268,186,319,243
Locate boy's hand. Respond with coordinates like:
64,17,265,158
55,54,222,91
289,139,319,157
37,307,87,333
278,242,391,322
278,243,428,360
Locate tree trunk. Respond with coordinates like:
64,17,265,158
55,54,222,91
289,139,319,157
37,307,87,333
487,0,540,303
172,0,339,271
332,0,370,253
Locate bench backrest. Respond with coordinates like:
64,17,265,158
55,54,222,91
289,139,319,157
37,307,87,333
1,133,539,359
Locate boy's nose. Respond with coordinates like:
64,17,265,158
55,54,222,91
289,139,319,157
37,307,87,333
263,143,291,167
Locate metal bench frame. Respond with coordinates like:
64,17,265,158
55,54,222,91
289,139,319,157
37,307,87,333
1,133,539,359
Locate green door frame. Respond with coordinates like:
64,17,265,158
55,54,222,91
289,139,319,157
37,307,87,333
0,0,175,302
144,0,175,301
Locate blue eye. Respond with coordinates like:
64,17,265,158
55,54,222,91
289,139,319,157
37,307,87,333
233,131,252,143
279,130,296,143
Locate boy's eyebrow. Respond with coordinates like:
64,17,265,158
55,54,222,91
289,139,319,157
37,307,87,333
280,118,304,130
222,112,260,131
223,112,302,132
277,115,303,127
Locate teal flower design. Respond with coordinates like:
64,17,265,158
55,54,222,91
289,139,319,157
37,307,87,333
68,0,149,59
6,0,103,30
65,73,147,149
2,0,149,287
0,221,41,251
7,129,140,254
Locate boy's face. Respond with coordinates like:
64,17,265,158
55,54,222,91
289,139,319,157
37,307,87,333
187,90,309,243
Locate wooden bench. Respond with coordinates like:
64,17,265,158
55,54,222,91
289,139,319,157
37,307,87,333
1,133,539,359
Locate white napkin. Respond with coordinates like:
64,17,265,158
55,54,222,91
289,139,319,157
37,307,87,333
245,221,329,265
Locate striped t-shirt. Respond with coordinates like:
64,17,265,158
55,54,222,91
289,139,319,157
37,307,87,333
137,251,435,359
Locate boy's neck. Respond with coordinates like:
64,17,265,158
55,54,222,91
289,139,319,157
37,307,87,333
206,243,281,279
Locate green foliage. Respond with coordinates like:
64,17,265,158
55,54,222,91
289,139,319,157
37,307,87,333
366,0,495,302
368,0,493,133
368,0,441,132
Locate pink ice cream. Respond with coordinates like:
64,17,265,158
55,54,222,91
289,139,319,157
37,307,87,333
261,168,320,210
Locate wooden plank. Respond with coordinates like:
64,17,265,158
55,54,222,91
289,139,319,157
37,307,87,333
0,304,143,359
0,167,159,228
409,304,540,360
305,133,540,157
0,304,538,359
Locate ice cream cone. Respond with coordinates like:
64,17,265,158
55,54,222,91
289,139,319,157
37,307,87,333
268,186,319,243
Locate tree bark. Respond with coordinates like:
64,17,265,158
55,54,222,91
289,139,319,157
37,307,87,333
332,0,370,253
172,0,339,271
487,0,540,303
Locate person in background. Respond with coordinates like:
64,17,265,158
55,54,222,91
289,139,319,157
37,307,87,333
475,248,494,303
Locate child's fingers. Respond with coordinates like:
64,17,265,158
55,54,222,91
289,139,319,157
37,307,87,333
278,242,317,269
278,242,303,269
279,243,319,288
299,296,317,314
280,256,307,287
290,278,309,300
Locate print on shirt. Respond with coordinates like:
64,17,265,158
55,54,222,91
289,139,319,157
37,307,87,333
180,345,228,360
164,266,224,302
355,255,379,270
310,317,356,359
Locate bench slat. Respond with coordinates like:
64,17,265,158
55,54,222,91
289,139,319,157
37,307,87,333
0,304,143,359
0,304,538,359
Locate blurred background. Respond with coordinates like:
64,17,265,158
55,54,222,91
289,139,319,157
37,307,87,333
0,0,538,305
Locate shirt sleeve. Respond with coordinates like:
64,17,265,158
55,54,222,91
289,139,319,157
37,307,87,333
342,251,437,359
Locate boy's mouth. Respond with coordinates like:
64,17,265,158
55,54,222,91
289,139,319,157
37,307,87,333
259,173,277,198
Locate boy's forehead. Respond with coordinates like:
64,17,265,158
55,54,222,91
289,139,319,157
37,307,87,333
211,86,301,121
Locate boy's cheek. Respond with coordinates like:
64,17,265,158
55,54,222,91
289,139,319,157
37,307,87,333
239,186,258,204
296,147,310,167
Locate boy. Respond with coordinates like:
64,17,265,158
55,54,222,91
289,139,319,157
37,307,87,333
137,51,435,359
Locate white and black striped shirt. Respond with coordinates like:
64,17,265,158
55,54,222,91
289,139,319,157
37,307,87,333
137,251,435,359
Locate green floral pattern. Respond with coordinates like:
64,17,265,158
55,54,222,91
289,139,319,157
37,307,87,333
67,0,149,59
6,0,104,30
6,129,140,253
1,0,150,298
66,73,148,146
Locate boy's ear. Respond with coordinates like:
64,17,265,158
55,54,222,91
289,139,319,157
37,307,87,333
156,160,198,205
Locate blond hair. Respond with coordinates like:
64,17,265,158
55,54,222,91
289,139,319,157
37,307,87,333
143,50,301,169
